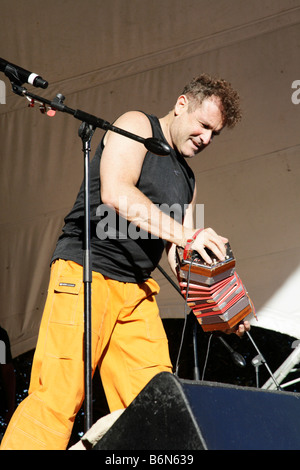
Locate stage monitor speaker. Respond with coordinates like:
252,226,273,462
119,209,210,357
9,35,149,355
93,372,300,450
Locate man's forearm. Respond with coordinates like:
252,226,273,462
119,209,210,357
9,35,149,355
102,183,193,247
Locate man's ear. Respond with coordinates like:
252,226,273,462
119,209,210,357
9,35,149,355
174,94,189,116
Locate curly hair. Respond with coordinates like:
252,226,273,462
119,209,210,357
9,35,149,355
182,74,242,128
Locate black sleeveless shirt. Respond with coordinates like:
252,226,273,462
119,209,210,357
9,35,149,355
52,113,195,282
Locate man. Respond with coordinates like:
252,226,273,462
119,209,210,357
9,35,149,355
1,74,248,450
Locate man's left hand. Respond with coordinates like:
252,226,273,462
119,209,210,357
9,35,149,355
225,320,250,337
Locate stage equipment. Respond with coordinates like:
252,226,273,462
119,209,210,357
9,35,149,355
2,60,171,433
93,372,300,450
0,57,48,89
176,242,255,332
263,340,300,390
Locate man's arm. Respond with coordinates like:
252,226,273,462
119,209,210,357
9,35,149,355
100,110,192,246
166,185,197,275
100,111,227,259
166,184,228,274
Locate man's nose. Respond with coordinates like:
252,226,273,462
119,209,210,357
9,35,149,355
200,129,213,145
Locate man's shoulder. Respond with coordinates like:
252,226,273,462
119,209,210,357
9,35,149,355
113,111,154,136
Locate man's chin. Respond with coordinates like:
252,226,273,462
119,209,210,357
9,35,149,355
184,147,205,158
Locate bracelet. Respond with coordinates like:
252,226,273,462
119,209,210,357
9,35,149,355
183,229,203,260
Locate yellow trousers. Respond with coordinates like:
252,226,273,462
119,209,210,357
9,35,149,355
1,259,172,450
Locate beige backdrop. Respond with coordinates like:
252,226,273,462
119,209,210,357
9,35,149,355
1,0,300,357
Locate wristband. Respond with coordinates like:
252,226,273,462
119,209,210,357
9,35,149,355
183,229,203,260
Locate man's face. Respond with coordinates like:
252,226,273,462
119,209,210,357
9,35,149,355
171,95,224,158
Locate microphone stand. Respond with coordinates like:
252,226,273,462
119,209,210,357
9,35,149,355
6,78,171,434
78,122,95,432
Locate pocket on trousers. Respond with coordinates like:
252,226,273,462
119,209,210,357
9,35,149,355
50,276,83,325
145,313,167,340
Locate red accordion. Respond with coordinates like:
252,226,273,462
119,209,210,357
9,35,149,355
176,243,255,332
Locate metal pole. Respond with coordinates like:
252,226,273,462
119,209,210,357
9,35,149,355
262,342,300,390
79,122,95,432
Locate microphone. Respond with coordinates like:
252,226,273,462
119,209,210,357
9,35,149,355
144,137,171,156
0,58,48,89
218,336,246,368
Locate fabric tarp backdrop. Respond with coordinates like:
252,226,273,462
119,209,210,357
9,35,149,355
0,0,300,358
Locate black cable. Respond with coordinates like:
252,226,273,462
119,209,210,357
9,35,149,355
175,262,193,376
201,333,213,380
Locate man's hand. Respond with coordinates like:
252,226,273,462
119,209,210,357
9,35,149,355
224,320,251,337
191,227,228,264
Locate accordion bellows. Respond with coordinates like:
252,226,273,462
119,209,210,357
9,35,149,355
176,243,254,332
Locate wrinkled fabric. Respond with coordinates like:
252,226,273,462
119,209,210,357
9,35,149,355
1,259,172,450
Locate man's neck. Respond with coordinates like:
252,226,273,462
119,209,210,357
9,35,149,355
159,111,174,150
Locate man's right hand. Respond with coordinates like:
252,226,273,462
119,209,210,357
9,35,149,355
188,227,228,265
